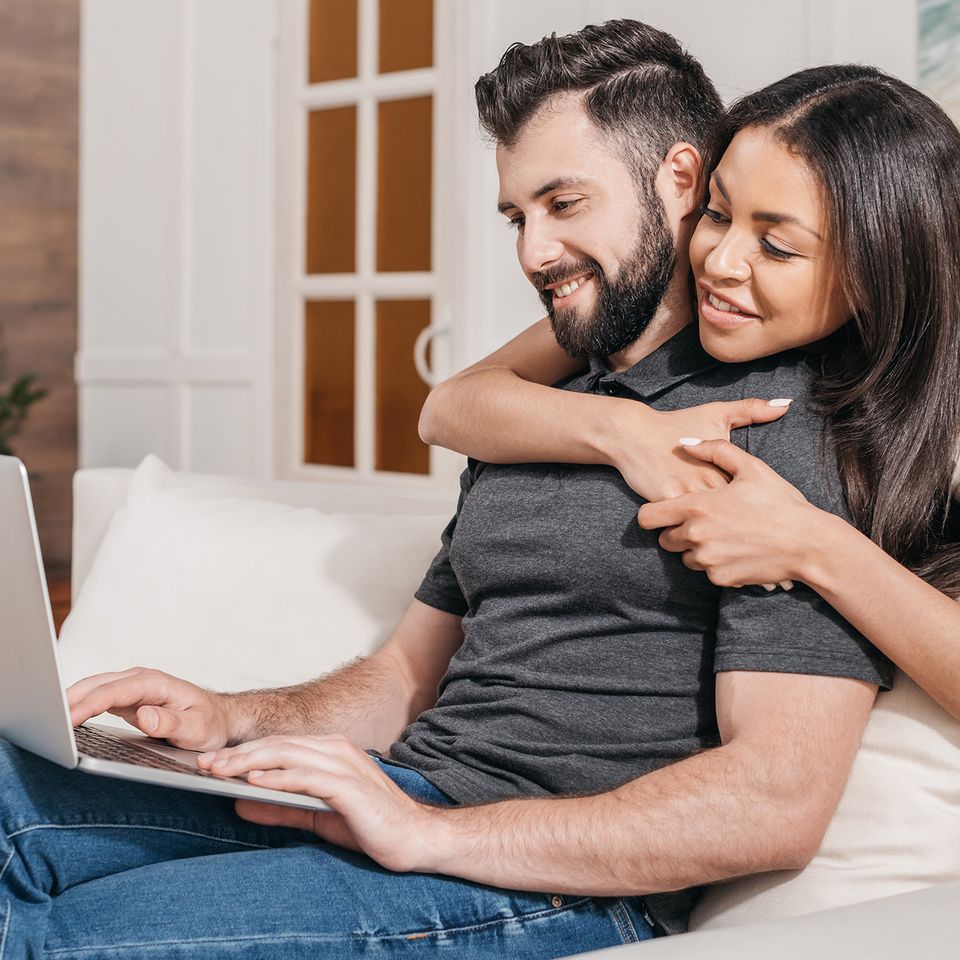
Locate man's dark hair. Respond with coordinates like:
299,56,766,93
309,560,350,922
475,19,723,183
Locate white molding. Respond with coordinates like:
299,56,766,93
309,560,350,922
77,351,258,384
302,68,436,108
299,273,436,298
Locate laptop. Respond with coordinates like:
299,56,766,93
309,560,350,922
0,455,330,811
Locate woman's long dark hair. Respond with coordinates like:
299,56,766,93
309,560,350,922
702,65,960,596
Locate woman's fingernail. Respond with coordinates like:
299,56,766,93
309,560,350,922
141,707,158,731
778,580,795,591
762,583,776,592
769,398,793,407
679,437,703,446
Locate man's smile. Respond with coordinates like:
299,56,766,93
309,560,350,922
546,271,595,302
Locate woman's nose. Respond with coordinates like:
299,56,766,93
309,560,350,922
703,230,751,283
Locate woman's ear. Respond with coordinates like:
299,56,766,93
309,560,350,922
655,142,704,224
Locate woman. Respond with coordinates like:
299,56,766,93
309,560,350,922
420,64,960,720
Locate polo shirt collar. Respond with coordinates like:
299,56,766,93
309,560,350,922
585,322,721,401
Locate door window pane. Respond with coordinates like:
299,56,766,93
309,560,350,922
378,0,432,74
309,0,358,83
306,106,356,274
305,300,355,466
376,97,431,272
375,299,430,474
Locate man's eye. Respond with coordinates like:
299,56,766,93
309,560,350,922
552,199,582,215
698,203,728,224
506,216,524,231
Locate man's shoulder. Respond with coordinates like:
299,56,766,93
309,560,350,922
730,353,845,515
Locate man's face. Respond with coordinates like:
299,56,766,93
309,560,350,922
496,95,676,359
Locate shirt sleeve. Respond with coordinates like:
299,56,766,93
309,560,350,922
715,367,894,689
413,462,474,617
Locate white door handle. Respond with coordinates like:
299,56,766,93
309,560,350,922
413,322,451,387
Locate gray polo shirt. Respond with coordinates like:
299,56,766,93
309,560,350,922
391,323,891,934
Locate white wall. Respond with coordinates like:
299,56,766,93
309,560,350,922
79,0,275,476
79,0,919,479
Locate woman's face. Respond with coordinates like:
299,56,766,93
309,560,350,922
688,125,850,363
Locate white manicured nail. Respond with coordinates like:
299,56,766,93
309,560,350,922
769,398,793,407
778,580,795,591
679,437,703,446
762,583,776,592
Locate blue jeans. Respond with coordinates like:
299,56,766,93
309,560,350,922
0,740,655,958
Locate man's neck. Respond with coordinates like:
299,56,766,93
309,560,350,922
605,272,693,373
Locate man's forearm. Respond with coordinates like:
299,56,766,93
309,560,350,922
223,651,414,752
412,741,818,896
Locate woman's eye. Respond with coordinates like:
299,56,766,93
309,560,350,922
699,203,728,224
760,237,796,260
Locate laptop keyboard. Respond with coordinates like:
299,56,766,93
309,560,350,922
74,724,217,778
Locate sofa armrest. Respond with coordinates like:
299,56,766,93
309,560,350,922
579,882,957,959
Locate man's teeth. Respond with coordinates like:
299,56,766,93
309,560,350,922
556,277,586,298
707,293,742,313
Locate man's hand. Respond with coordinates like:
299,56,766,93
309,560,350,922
197,735,433,872
609,398,792,501
68,667,238,751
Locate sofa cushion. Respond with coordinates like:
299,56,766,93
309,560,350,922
690,669,960,929
57,456,451,693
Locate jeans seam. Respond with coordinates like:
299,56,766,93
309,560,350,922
44,897,598,954
7,823,271,849
0,849,12,886
0,898,9,960
608,899,640,943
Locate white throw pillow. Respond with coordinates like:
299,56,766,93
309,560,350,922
690,669,960,929
58,456,451,694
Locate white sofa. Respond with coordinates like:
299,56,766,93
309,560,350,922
59,458,960,959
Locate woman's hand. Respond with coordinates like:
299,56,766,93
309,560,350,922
637,437,818,588
609,398,792,501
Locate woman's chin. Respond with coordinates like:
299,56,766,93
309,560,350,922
697,321,779,364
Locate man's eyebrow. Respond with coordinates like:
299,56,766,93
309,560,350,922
711,174,822,240
497,177,596,214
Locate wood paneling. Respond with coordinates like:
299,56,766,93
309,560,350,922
307,106,357,274
305,300,355,467
309,0,358,84
376,96,432,272
375,299,430,474
0,0,78,567
379,0,433,73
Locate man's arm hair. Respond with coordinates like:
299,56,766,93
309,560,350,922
225,599,463,752
412,670,876,894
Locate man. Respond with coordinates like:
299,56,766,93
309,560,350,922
0,20,889,957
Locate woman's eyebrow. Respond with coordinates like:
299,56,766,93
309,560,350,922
752,210,823,240
712,173,822,240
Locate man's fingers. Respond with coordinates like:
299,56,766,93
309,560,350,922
235,799,317,831
66,668,144,707
69,673,176,727
721,398,792,429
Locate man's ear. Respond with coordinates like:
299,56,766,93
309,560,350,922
655,142,703,222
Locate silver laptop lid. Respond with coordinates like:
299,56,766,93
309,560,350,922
0,455,78,767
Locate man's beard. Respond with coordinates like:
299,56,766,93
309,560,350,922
534,197,676,360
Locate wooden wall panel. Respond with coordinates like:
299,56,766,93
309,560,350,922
0,0,79,569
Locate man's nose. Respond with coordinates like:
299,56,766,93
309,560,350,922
703,229,751,283
517,221,565,276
